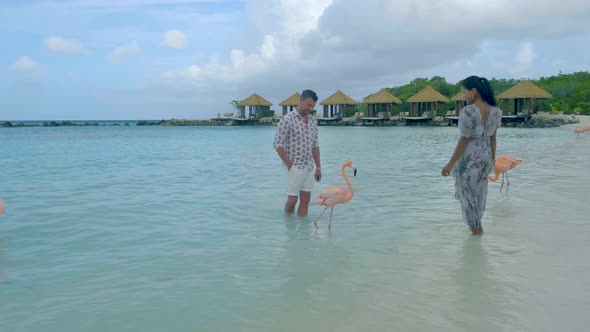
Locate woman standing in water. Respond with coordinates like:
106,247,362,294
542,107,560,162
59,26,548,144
441,76,502,235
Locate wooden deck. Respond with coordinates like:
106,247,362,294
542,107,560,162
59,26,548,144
232,118,260,125
446,115,531,126
403,117,433,126
316,117,341,126
361,117,388,126
501,115,530,124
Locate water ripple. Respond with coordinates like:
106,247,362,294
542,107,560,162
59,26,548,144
1,126,589,331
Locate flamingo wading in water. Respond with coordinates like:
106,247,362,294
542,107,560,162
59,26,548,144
488,155,522,192
313,160,357,230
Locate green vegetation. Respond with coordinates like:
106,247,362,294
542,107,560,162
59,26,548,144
382,71,590,115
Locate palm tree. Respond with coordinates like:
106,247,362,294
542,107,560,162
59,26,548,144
230,99,241,118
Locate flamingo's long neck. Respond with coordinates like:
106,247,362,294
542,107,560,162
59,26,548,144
341,165,354,201
488,170,500,182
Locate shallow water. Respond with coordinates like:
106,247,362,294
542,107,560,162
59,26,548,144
1,125,589,331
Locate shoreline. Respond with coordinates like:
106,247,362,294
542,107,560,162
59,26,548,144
560,115,590,129
1,114,584,129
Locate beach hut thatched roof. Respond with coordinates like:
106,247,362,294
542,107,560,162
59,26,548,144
363,88,402,104
279,92,301,106
497,80,552,99
320,90,357,105
407,86,450,103
451,92,465,102
238,93,273,107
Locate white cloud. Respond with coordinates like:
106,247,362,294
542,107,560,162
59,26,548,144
12,56,39,71
108,40,141,63
165,0,332,84
10,56,44,83
260,34,275,59
161,30,188,50
164,49,264,83
7,0,590,120
45,36,88,54
166,0,590,86
155,0,590,119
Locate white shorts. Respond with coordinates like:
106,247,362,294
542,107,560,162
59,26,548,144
286,166,315,196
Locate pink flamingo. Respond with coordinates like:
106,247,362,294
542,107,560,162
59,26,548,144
0,199,4,215
488,155,522,192
313,160,357,230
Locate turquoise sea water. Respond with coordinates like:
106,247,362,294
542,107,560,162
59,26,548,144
1,125,589,331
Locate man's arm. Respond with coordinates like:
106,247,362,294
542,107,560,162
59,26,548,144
312,123,321,180
276,147,293,170
312,147,321,181
312,147,321,169
274,118,292,169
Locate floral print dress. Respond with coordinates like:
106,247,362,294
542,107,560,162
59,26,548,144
452,104,502,229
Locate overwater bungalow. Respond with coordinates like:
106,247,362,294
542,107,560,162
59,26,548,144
497,80,552,116
451,92,466,116
318,90,357,125
406,86,450,124
279,92,300,116
362,88,402,126
236,93,273,124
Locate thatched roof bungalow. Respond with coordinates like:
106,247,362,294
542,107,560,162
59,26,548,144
319,90,357,119
363,88,402,118
406,86,450,118
237,93,273,119
497,80,552,116
451,92,466,116
279,92,300,116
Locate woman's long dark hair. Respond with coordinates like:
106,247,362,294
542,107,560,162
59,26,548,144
461,76,496,106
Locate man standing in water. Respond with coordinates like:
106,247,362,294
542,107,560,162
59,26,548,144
274,90,322,218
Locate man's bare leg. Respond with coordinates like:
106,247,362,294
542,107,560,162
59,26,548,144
285,196,298,215
297,191,311,218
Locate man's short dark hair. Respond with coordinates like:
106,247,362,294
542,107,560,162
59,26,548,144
301,90,318,102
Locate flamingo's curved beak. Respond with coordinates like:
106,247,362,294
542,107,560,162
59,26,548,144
353,168,357,176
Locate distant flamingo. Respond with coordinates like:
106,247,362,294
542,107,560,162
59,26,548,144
574,126,590,135
0,199,4,215
488,155,522,192
313,161,357,230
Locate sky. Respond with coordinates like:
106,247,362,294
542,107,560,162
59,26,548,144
2,0,590,120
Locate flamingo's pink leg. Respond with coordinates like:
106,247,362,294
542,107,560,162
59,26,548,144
505,172,510,193
328,207,334,230
314,207,328,229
